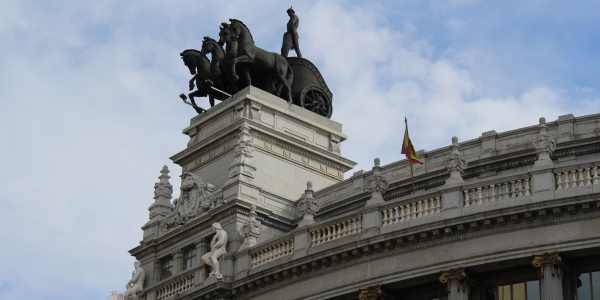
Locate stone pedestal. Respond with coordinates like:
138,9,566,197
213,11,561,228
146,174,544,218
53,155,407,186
532,251,565,300
170,86,356,222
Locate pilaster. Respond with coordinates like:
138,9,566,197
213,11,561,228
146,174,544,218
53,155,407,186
531,251,566,300
172,249,184,275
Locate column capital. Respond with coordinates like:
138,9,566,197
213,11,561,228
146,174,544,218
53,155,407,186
358,284,394,300
532,250,566,278
439,266,475,293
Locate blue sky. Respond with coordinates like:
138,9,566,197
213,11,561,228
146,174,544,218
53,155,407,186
1,1,599,299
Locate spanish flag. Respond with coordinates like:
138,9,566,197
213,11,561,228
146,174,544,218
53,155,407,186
401,117,423,164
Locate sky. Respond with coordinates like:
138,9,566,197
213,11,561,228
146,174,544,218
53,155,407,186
1,0,599,299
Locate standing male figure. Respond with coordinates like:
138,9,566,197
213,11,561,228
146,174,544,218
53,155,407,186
124,260,145,300
281,7,302,58
202,222,228,278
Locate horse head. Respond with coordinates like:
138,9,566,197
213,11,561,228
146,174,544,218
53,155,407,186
218,23,231,46
180,49,209,76
228,19,254,45
201,36,221,56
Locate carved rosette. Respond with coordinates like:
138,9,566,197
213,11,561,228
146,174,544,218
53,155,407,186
297,181,320,216
240,205,262,239
228,122,257,179
159,172,215,232
439,267,475,293
532,251,564,278
358,284,394,300
532,117,556,158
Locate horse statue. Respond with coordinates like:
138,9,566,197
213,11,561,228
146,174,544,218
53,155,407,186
180,49,212,113
218,19,293,103
200,36,241,99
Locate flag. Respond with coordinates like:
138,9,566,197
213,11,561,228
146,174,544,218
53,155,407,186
401,119,423,164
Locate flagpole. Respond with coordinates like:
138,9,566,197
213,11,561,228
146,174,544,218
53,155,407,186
405,117,416,194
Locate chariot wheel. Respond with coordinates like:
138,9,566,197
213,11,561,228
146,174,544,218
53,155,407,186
299,86,333,118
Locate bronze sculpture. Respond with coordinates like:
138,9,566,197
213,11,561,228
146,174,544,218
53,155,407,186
281,7,302,58
178,15,334,118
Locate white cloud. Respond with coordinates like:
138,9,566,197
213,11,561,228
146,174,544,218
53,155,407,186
0,1,593,299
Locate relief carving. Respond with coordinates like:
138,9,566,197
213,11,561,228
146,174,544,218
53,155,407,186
532,117,556,157
160,172,215,232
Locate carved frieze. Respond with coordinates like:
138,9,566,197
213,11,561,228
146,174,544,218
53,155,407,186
239,205,262,249
160,172,215,232
228,122,257,179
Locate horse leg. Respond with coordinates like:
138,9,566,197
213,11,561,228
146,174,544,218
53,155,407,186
188,90,205,114
240,64,251,87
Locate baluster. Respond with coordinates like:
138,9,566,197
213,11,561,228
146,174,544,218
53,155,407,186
403,204,411,220
393,207,400,223
417,200,423,217
483,186,489,203
577,169,584,186
410,203,417,219
524,178,531,195
344,220,351,236
399,206,405,222
509,181,517,198
333,225,339,240
423,200,430,216
489,184,496,202
336,224,342,239
476,187,483,205
382,209,389,226
585,168,592,185
357,216,363,233
504,183,511,199
428,199,435,214
463,189,471,207
570,170,577,188
555,172,563,190
593,167,599,184
518,179,524,197
563,171,571,189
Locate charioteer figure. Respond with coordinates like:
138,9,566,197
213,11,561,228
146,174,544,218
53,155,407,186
281,7,302,58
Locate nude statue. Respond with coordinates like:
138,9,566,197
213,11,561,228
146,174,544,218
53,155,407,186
202,222,228,278
281,7,302,58
124,260,145,300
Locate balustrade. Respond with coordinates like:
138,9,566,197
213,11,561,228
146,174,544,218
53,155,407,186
463,177,531,207
381,196,441,226
156,273,195,300
310,216,362,247
555,166,599,190
251,239,294,268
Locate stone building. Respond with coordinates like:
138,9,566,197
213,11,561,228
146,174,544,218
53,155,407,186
128,86,600,300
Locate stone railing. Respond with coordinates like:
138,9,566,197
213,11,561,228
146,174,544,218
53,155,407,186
381,196,441,226
156,272,195,300
310,216,362,247
555,166,599,190
463,177,531,206
251,238,294,269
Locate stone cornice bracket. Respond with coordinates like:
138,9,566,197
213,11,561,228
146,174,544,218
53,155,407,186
297,181,320,226
439,267,475,293
444,136,467,185
148,165,175,222
228,122,257,179
239,204,262,250
533,117,556,161
358,284,394,300
532,250,566,278
365,158,389,205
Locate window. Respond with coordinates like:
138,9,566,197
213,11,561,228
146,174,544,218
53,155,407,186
183,248,197,271
160,257,173,280
566,257,600,300
472,267,540,300
497,281,540,300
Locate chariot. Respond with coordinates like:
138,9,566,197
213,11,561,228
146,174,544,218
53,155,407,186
286,57,333,119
